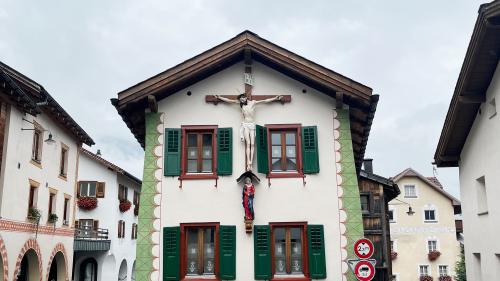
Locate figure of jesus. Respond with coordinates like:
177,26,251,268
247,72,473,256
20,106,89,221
214,93,282,171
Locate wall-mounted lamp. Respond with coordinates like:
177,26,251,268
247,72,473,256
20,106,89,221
392,198,415,216
44,133,56,145
22,118,56,145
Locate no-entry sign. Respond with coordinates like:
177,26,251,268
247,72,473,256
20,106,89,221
354,238,374,259
353,260,375,281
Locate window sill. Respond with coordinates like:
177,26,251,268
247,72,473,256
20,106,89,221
182,276,218,280
30,159,42,169
477,211,489,216
424,220,438,223
271,276,310,281
180,174,218,180
267,172,304,179
58,174,67,181
404,196,417,199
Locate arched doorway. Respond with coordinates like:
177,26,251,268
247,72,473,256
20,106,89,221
79,258,97,281
47,252,66,281
131,261,136,281
15,249,40,281
0,235,7,281
118,260,127,281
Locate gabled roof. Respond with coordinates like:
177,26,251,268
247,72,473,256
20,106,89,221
111,30,378,169
392,168,460,206
0,61,94,146
359,170,401,201
80,148,142,185
435,0,500,167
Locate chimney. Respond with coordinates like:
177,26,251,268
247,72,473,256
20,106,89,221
96,149,102,156
363,159,373,174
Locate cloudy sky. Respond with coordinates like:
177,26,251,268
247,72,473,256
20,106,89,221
1,0,486,198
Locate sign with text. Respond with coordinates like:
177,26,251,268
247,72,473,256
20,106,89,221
354,238,374,259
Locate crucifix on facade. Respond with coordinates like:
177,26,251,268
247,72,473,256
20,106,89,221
205,63,292,172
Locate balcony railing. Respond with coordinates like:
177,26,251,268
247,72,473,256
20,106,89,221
74,226,109,240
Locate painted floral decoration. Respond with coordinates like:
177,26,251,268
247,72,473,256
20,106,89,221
77,196,98,210
428,250,441,261
390,251,398,260
119,199,132,212
438,276,452,281
420,275,433,281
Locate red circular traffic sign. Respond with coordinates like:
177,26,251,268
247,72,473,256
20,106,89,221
354,238,374,259
354,260,375,281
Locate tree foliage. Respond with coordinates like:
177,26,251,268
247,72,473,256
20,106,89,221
455,244,466,281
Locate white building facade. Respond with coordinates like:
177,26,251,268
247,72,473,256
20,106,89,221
73,149,141,281
113,31,379,281
389,168,460,281
0,61,94,281
434,1,500,280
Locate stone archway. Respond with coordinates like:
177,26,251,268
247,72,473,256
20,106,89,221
12,239,42,281
0,235,9,281
118,260,127,281
45,243,68,281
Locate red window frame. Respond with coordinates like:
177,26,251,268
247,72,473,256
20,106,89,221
180,222,220,280
267,124,304,178
269,222,309,280
180,125,218,180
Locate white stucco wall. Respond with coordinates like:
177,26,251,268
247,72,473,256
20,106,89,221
390,176,460,281
0,103,78,281
75,153,140,281
459,61,500,281
158,61,343,280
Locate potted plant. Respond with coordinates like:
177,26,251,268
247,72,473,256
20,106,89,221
77,196,98,210
119,199,132,212
48,214,58,224
420,275,433,281
438,276,452,281
27,207,41,221
428,250,441,261
390,251,398,260
134,204,139,216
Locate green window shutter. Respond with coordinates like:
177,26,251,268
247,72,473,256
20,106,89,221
307,225,326,279
217,128,233,175
163,227,180,281
254,225,271,280
302,126,320,174
219,225,236,280
164,129,181,176
256,125,268,174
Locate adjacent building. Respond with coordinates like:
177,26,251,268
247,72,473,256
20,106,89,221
434,1,500,280
358,160,400,281
112,31,379,281
0,61,94,280
389,168,461,281
73,148,141,281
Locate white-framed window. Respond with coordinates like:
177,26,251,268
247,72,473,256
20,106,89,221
392,273,399,281
390,240,397,252
438,265,449,277
404,184,417,198
79,182,97,197
388,208,396,223
423,205,438,222
427,240,438,252
476,176,488,215
419,265,430,277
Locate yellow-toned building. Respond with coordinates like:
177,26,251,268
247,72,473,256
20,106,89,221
389,168,461,281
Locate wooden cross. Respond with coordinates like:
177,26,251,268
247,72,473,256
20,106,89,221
204,65,292,104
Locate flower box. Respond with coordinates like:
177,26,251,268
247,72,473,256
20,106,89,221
390,251,398,260
428,250,441,261
77,197,98,210
48,214,58,223
119,199,132,212
27,208,41,221
420,275,433,281
438,276,452,281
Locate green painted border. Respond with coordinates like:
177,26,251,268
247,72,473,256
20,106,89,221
336,108,364,281
136,112,162,281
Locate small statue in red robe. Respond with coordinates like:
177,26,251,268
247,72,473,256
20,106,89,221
242,177,255,220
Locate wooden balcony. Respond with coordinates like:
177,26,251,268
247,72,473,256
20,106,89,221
74,226,110,251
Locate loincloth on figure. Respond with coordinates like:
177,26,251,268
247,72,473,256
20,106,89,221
239,122,256,141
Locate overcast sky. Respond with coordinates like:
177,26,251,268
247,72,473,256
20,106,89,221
1,0,487,199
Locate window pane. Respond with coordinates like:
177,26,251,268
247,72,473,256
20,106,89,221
271,146,281,158
285,133,296,145
187,148,198,159
274,228,286,275
360,196,369,211
186,229,199,275
187,160,197,173
202,147,212,159
80,184,88,196
290,227,303,274
204,228,215,274
187,134,197,147
202,160,212,173
202,134,212,147
286,158,297,171
286,146,296,157
271,133,281,145
389,210,394,221
271,158,282,171
89,183,97,197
